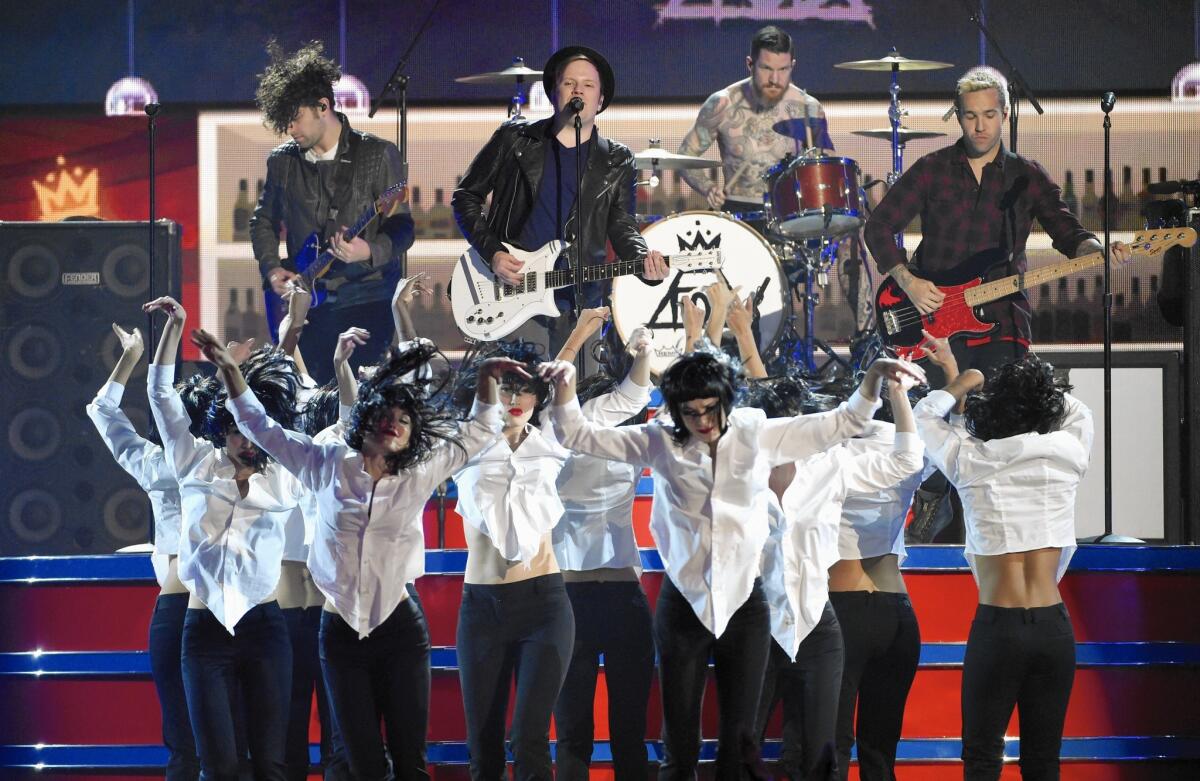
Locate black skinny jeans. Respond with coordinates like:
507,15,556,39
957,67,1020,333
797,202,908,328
456,574,576,781
654,576,772,781
149,593,200,781
756,601,844,781
319,591,431,781
829,590,921,781
181,602,292,781
961,603,1076,781
281,605,348,781
554,580,656,780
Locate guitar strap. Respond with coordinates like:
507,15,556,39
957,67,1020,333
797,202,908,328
323,130,363,242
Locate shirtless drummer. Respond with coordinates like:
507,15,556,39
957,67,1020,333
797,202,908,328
679,25,834,217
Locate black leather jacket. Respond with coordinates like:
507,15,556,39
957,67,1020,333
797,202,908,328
452,116,649,307
250,114,414,307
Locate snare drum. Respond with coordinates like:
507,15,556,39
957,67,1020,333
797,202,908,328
764,156,864,239
611,211,789,376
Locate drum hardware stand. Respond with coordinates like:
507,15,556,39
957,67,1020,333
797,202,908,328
771,238,852,376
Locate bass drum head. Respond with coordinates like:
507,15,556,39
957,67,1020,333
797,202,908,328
611,211,788,377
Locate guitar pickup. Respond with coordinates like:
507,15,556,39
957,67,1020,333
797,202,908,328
882,310,900,335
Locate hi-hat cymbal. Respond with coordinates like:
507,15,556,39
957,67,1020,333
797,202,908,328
633,145,720,171
852,126,948,142
835,49,953,72
455,57,543,85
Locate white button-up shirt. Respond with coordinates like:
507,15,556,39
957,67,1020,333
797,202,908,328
86,380,179,587
552,377,652,571
552,390,879,637
230,389,503,638
149,365,303,633
837,421,935,564
764,431,924,659
914,389,1093,583
286,402,354,564
456,380,650,564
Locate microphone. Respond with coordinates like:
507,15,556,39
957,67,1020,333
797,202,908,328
568,96,584,114
1101,91,1116,114
144,103,161,117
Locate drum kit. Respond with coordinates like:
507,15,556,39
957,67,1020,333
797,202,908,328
454,50,954,377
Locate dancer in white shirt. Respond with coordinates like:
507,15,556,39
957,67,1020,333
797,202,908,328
542,349,923,780
452,309,650,781
86,324,217,781
197,327,514,781
551,320,654,781
914,342,1092,781
752,371,924,781
827,392,932,781
145,296,305,781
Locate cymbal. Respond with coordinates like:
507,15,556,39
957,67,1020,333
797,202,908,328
455,58,543,85
633,145,720,171
772,118,828,141
835,50,953,72
852,126,948,142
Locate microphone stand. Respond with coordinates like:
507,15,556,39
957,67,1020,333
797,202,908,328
145,101,160,546
959,0,1044,153
369,0,440,275
572,106,586,373
1094,93,1138,543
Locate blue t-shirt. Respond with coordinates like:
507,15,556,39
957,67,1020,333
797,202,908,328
519,138,591,252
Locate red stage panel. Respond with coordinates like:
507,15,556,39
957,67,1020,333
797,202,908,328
0,584,157,651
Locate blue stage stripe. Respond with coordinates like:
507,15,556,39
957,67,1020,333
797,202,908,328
5,642,1197,678
4,736,1199,769
5,546,1200,584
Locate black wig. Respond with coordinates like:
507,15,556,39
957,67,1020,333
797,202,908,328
302,380,341,437
205,346,303,468
964,355,1072,441
659,347,743,445
345,340,464,474
452,341,549,426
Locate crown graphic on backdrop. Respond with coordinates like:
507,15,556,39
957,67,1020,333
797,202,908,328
33,156,99,221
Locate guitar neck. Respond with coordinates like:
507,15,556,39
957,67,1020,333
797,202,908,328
301,208,383,284
966,250,1107,307
544,257,650,289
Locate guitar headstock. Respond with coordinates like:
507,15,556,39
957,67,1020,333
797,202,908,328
1130,227,1197,255
669,249,723,271
376,182,409,218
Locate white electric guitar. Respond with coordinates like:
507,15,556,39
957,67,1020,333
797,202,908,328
450,240,723,341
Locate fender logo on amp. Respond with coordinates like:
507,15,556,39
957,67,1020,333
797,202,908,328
62,272,101,285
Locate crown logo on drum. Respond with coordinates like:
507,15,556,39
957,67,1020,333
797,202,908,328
676,231,721,252
33,156,100,221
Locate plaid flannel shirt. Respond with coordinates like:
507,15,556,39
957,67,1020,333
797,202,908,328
864,140,1095,344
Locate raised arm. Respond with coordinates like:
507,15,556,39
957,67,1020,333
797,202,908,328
703,280,734,347
840,372,924,496
578,328,653,426
759,358,924,465
278,283,311,361
725,291,766,379
390,273,429,346
555,306,611,363
143,297,208,477
332,328,368,408
86,324,159,489
913,369,984,476
541,360,654,466
681,295,706,351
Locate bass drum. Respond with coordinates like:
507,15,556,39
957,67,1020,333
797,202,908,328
611,211,789,377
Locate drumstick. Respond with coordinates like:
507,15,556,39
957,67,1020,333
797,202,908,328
724,157,755,193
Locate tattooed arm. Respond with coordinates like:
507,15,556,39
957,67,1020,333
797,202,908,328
679,90,727,209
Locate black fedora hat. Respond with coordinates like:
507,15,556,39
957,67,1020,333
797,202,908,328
542,45,615,113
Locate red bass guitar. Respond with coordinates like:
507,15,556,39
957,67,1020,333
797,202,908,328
874,227,1196,360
